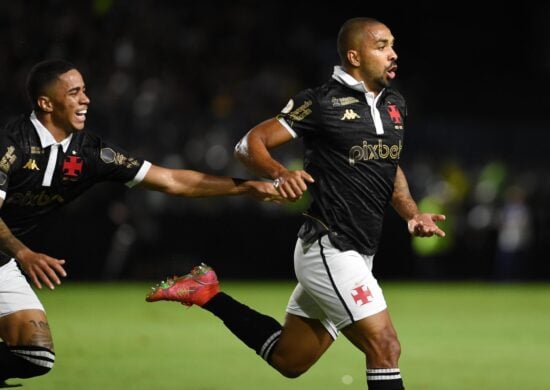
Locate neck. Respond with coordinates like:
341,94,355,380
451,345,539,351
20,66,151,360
342,67,381,95
35,112,71,142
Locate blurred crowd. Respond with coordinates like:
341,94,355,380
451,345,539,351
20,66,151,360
1,1,549,280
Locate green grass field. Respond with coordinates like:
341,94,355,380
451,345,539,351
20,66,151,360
7,281,550,389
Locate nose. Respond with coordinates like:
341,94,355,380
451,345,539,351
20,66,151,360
81,92,90,105
389,47,398,61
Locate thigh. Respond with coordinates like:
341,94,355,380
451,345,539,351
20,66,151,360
0,260,45,317
0,309,53,349
270,313,333,372
0,260,52,348
294,236,387,331
286,283,339,339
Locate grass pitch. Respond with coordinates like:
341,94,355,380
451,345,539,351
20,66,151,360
8,281,550,389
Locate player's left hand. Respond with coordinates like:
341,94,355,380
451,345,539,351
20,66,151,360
16,249,67,290
407,213,446,237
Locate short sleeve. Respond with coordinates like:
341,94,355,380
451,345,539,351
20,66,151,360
0,135,22,200
276,89,320,138
94,139,149,186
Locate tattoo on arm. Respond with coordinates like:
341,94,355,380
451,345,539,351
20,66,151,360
0,217,25,257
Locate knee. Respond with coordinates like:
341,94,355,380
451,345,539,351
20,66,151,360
368,327,401,366
386,334,401,361
274,364,308,379
269,353,312,379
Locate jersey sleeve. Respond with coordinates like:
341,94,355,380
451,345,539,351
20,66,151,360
94,139,151,188
0,135,22,201
276,88,320,138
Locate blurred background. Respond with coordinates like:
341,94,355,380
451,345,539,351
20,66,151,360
1,0,549,282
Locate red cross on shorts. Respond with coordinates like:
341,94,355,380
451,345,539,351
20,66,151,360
351,285,373,306
387,104,402,124
63,156,83,177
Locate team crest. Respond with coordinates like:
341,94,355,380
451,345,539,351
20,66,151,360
351,285,373,306
387,104,403,129
63,156,83,178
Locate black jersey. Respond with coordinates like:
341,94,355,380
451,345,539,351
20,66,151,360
278,69,406,255
0,114,148,238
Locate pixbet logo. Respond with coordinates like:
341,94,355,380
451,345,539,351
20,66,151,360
348,139,402,166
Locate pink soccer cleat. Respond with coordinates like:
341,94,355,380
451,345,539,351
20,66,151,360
145,263,219,307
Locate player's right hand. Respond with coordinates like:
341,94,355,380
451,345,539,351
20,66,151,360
273,170,315,201
16,249,67,290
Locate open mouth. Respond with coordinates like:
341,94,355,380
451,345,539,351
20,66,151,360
75,109,87,122
387,65,398,80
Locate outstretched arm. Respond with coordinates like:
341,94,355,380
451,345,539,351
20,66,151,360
234,118,314,200
0,200,66,289
138,164,282,203
391,165,446,237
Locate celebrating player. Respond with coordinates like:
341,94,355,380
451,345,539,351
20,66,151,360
146,17,445,390
0,59,282,386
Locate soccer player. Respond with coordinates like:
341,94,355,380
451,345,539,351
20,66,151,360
0,59,283,386
146,17,445,389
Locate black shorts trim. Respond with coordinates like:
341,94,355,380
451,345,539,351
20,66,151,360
317,237,355,323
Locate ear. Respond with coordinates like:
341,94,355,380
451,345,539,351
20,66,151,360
347,50,360,67
37,96,53,113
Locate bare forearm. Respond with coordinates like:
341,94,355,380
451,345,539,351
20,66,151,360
172,172,248,197
234,118,296,179
0,218,28,258
145,169,250,197
235,132,287,180
139,164,281,202
0,216,66,289
391,166,420,221
234,119,313,200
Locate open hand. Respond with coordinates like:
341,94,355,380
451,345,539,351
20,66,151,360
407,213,446,237
17,249,67,289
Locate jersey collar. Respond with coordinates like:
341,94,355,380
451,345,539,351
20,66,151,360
332,66,386,135
30,111,73,153
331,66,386,96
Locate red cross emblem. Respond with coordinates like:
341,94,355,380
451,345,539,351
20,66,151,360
63,156,83,177
387,104,402,124
351,285,373,306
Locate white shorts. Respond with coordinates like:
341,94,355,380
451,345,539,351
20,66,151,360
0,259,44,317
286,235,387,339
